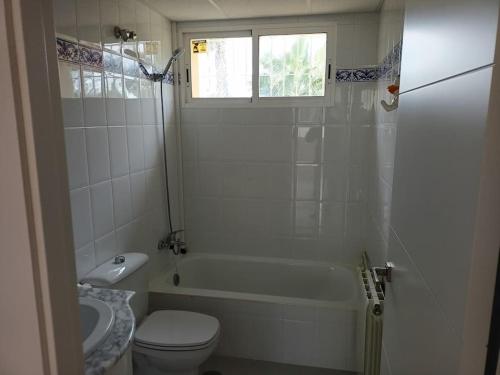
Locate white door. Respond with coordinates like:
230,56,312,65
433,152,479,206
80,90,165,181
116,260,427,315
380,1,500,374
0,0,84,373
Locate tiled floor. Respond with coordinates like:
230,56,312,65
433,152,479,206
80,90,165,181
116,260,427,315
200,356,355,375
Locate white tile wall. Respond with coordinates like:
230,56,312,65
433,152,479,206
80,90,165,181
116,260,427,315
108,126,130,177
180,15,379,266
84,98,107,126
70,187,93,249
90,181,115,239
64,128,89,189
55,0,179,278
53,0,77,38
125,99,142,124
366,0,403,267
76,0,100,45
106,98,126,126
86,127,111,183
94,231,117,264
75,242,96,279
112,176,133,227
61,98,84,126
127,126,146,172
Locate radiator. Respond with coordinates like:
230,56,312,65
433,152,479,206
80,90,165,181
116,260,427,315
358,253,384,375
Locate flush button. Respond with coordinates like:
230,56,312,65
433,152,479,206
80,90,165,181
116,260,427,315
113,255,125,264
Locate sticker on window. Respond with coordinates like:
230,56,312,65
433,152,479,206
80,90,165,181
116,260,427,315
192,40,207,54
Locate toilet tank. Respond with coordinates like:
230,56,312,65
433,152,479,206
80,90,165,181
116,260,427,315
81,253,149,323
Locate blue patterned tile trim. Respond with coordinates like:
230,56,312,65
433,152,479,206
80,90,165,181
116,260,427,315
353,68,379,81
336,67,379,82
165,71,175,85
56,38,79,63
336,69,352,82
379,40,403,80
335,40,403,83
392,41,402,65
55,38,175,85
79,45,103,68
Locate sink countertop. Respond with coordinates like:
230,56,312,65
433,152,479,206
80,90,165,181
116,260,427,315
78,285,135,375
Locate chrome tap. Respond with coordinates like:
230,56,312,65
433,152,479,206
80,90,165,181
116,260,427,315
158,229,187,254
371,262,394,292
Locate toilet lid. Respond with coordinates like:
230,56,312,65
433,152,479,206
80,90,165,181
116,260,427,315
135,310,220,348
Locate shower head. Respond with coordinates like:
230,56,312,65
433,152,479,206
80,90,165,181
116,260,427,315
123,48,185,82
172,48,185,60
162,48,185,76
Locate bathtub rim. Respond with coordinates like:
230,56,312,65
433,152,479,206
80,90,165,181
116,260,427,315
149,253,361,310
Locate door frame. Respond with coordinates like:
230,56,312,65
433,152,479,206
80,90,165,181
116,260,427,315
0,0,83,373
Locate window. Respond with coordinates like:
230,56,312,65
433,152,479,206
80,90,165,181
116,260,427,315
182,25,335,106
187,34,252,99
259,33,327,98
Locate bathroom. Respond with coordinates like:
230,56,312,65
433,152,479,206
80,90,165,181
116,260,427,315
1,0,500,374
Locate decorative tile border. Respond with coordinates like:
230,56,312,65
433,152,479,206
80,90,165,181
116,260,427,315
55,37,175,85
165,71,175,85
57,37,402,85
56,38,79,64
353,68,379,81
336,41,402,83
79,45,103,68
378,40,402,80
336,67,379,82
336,69,353,82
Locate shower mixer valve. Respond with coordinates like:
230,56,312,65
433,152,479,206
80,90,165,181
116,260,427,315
158,229,187,254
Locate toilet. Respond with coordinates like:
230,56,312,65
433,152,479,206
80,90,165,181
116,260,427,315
81,252,219,375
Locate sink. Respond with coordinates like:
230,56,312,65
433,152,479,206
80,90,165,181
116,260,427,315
79,298,115,357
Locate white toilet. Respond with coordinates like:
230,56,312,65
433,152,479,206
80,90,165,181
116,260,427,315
82,253,220,375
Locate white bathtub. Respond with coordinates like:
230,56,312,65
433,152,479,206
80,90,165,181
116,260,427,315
150,254,357,307
149,254,361,371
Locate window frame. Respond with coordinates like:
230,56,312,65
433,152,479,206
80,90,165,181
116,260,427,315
179,22,337,108
183,30,253,106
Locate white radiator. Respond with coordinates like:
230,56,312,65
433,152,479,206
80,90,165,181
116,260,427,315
357,253,384,375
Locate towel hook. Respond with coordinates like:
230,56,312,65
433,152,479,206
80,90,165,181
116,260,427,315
381,76,400,112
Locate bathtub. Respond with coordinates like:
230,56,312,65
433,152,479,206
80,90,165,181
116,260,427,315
149,254,362,372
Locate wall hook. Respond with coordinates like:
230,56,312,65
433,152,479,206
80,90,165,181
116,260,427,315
381,76,400,112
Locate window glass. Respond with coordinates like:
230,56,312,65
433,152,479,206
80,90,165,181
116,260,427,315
259,33,327,97
190,37,252,98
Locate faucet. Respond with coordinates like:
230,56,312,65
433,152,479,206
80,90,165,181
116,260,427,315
371,262,394,293
158,229,187,254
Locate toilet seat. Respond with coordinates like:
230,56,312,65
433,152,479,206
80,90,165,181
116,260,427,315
134,310,220,352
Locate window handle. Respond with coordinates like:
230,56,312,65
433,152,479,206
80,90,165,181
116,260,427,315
327,63,332,80
186,68,190,84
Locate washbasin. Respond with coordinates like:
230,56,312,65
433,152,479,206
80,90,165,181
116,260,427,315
79,297,115,357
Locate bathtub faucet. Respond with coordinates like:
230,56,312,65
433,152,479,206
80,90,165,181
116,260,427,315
158,229,187,255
